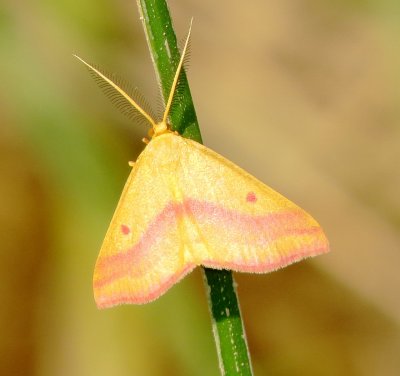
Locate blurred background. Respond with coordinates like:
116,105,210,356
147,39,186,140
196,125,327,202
1,0,400,375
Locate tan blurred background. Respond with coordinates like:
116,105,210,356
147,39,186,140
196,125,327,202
1,0,399,375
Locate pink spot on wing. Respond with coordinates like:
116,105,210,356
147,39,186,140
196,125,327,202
121,224,131,235
246,191,257,203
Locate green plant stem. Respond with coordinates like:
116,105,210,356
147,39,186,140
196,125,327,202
136,0,201,141
203,269,253,375
136,1,254,374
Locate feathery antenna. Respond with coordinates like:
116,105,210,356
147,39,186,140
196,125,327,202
73,55,157,129
162,19,193,124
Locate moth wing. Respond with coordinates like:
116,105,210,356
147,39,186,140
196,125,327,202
175,136,329,272
93,139,196,308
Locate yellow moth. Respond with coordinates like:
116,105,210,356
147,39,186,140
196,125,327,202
75,25,329,309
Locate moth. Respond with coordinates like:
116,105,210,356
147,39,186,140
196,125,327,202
75,25,329,308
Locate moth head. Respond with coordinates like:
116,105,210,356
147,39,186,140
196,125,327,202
152,121,169,137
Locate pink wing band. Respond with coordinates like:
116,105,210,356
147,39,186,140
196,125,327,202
96,263,195,308
95,201,184,289
203,246,328,273
187,199,322,245
94,199,327,293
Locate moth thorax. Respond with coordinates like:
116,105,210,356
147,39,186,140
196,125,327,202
153,121,169,137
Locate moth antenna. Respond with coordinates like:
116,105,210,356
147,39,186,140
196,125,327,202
178,32,192,69
162,18,193,124
168,33,192,119
74,55,157,129
168,60,191,120
155,91,164,121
